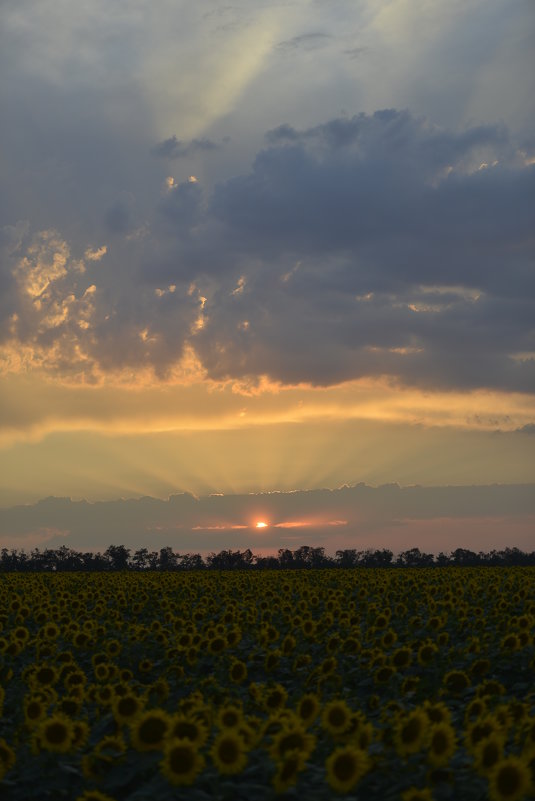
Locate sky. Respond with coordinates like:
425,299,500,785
1,0,534,555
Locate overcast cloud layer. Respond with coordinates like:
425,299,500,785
1,0,534,395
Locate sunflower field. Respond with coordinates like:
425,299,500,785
0,567,534,800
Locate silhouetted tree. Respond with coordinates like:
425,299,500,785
103,545,131,570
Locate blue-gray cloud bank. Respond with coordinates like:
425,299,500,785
1,484,534,554
1,110,534,393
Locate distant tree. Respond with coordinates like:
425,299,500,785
277,549,294,568
179,553,204,570
396,548,434,567
132,548,150,570
450,548,478,567
361,549,394,567
103,545,131,570
335,549,358,568
158,546,178,570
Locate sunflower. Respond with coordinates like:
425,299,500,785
443,670,470,694
427,723,457,767
112,693,144,723
229,659,247,684
322,700,353,736
105,639,122,657
71,720,90,749
269,723,316,761
216,704,244,730
391,647,412,670
24,695,48,726
394,709,429,757
424,702,452,727
207,635,227,655
465,717,504,754
380,629,398,648
168,714,209,747
477,680,505,699
158,738,204,786
465,698,487,725
488,756,531,801
95,684,114,707
319,656,338,677
0,738,16,780
130,709,171,751
418,642,438,665
501,634,520,651
474,733,504,776
56,696,82,717
94,735,126,760
296,693,320,727
36,713,75,753
210,730,248,775
64,670,86,692
31,664,59,689
375,665,395,684
42,622,60,640
273,749,306,794
325,744,370,793
282,634,297,655
263,685,288,713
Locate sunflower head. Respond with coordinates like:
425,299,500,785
394,709,429,757
130,709,171,751
296,693,320,727
488,756,531,801
270,724,316,761
322,700,353,736
272,748,306,794
216,704,244,730
169,714,209,747
326,744,370,794
210,730,248,775
427,722,457,767
160,738,205,786
112,693,144,723
36,714,75,753
229,659,247,683
474,733,504,776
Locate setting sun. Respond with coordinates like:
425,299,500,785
256,521,268,528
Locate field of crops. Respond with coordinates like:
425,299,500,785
0,567,534,800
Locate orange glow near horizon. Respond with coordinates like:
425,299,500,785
274,519,348,528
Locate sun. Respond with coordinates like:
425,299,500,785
256,521,268,528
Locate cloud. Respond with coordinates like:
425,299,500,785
152,136,219,160
515,423,535,435
1,110,533,395
275,32,332,53
1,484,534,553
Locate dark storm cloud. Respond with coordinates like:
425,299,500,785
1,484,533,553
189,111,534,390
152,135,219,159
2,107,534,392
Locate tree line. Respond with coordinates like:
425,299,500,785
0,544,534,571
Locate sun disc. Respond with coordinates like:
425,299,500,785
256,521,268,528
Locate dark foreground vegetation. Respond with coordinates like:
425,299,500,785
1,544,534,571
